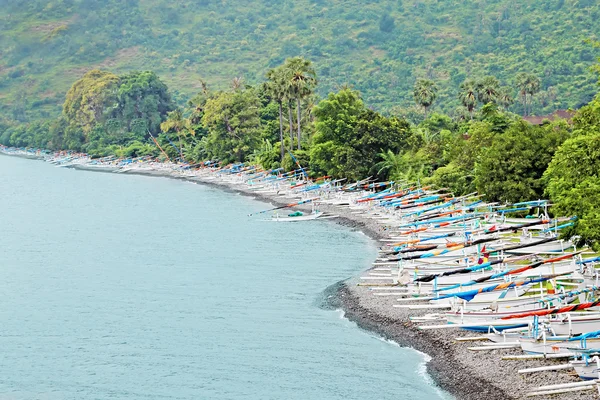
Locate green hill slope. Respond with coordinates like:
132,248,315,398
1,0,598,121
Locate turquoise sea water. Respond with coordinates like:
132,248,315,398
0,155,450,400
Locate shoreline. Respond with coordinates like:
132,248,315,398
73,164,506,399
3,153,584,399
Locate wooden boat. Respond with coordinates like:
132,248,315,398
571,357,600,380
519,335,600,355
270,211,327,222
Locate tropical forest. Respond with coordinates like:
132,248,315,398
1,0,599,249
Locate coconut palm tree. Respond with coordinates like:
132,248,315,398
476,76,500,105
459,79,478,119
413,79,438,119
265,67,287,161
283,57,317,150
375,149,404,180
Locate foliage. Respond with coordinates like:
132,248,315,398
413,79,437,118
311,89,412,180
474,120,570,203
515,73,542,116
2,53,600,249
283,57,317,151
1,0,599,122
114,71,175,135
202,87,261,163
248,139,280,170
63,69,119,134
459,79,478,117
160,109,191,160
544,97,600,249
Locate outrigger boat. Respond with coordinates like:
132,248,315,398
271,210,327,222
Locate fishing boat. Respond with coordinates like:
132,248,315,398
571,356,600,380
271,210,326,222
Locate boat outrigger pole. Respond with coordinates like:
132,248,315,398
247,197,319,217
147,129,171,162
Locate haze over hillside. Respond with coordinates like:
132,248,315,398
1,0,598,121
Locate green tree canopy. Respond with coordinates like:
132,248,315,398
282,57,317,150
113,71,175,135
475,120,570,203
515,72,541,116
544,98,600,249
202,88,262,163
413,79,438,118
310,88,412,180
63,69,119,133
459,79,478,118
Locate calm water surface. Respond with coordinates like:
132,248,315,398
0,155,450,400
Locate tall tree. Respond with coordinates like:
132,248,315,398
202,88,261,163
475,120,569,203
113,71,175,134
459,79,478,118
497,87,515,109
283,57,317,150
476,76,500,105
413,79,438,118
515,72,541,116
544,97,600,249
265,67,286,161
160,109,190,162
63,69,119,134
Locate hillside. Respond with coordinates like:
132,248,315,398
1,0,599,121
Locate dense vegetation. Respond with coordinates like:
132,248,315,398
1,0,599,123
2,50,600,248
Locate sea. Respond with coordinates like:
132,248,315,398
0,154,451,400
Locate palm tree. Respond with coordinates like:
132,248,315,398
476,76,500,105
515,73,541,116
497,87,514,109
413,79,438,119
231,77,243,91
452,106,471,122
375,149,404,180
286,97,294,149
459,79,478,119
265,67,287,161
283,57,317,150
526,74,541,115
160,109,191,162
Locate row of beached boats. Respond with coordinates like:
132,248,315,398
340,185,600,397
200,159,600,397
4,146,600,396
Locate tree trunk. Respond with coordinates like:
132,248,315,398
177,129,183,163
278,101,285,161
288,105,294,149
296,96,302,150
180,137,183,162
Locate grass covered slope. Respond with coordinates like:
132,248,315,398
1,0,599,121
